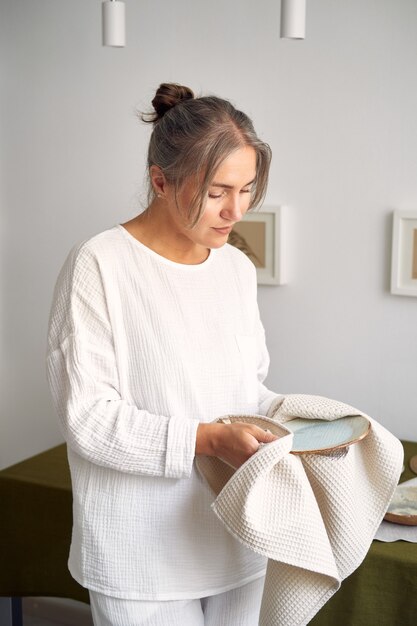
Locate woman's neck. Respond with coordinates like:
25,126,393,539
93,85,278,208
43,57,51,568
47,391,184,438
121,205,209,265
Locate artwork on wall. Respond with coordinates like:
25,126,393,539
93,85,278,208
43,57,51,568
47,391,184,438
391,210,417,296
229,206,287,285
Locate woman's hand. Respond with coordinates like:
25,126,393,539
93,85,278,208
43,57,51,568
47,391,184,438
196,422,278,469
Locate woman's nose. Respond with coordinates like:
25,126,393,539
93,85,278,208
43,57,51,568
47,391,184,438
220,194,244,223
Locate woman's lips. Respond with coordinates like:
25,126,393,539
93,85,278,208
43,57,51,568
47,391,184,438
212,227,232,235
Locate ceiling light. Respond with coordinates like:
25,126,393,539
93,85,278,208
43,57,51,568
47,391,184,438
102,1,126,47
280,0,306,40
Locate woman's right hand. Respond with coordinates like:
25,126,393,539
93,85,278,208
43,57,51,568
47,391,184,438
196,421,278,469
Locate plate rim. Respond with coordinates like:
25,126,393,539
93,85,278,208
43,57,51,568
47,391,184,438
288,415,371,455
384,511,417,526
384,484,417,526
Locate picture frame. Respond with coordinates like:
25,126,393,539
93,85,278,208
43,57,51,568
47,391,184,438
229,206,287,285
391,210,417,297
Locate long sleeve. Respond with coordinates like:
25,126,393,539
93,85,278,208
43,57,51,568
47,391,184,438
47,243,198,478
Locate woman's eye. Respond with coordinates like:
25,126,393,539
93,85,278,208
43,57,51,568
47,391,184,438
208,188,251,199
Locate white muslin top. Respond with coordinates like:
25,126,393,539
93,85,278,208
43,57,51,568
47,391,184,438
46,224,279,600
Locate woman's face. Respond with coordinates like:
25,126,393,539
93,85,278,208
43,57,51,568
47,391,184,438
166,146,257,250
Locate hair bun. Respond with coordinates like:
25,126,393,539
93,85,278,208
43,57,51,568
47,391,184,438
151,83,194,122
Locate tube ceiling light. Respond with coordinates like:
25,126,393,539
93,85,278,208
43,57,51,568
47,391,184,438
102,0,126,47
280,0,306,40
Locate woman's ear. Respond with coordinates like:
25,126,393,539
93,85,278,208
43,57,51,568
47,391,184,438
150,165,168,198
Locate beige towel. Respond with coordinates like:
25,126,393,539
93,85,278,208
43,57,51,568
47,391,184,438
196,394,403,626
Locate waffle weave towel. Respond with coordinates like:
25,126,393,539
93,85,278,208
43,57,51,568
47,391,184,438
196,394,403,626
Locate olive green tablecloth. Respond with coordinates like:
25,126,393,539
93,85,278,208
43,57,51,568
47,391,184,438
0,444,88,603
1,441,416,624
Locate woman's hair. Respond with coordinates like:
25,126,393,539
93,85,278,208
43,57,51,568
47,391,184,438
141,83,272,227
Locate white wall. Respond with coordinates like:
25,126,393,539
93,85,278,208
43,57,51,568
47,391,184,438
1,0,416,469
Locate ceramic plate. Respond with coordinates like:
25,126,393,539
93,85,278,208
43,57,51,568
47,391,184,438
285,415,371,455
384,484,417,526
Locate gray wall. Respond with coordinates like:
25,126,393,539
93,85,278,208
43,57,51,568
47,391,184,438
1,0,416,469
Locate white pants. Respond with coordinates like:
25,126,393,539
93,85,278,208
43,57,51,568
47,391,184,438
89,576,265,626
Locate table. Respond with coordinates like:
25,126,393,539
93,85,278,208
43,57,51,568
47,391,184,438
0,443,88,623
1,441,416,625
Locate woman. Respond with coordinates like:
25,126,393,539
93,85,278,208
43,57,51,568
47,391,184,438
47,83,281,625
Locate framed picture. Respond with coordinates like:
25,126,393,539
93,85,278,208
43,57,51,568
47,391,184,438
229,206,286,285
391,210,417,296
